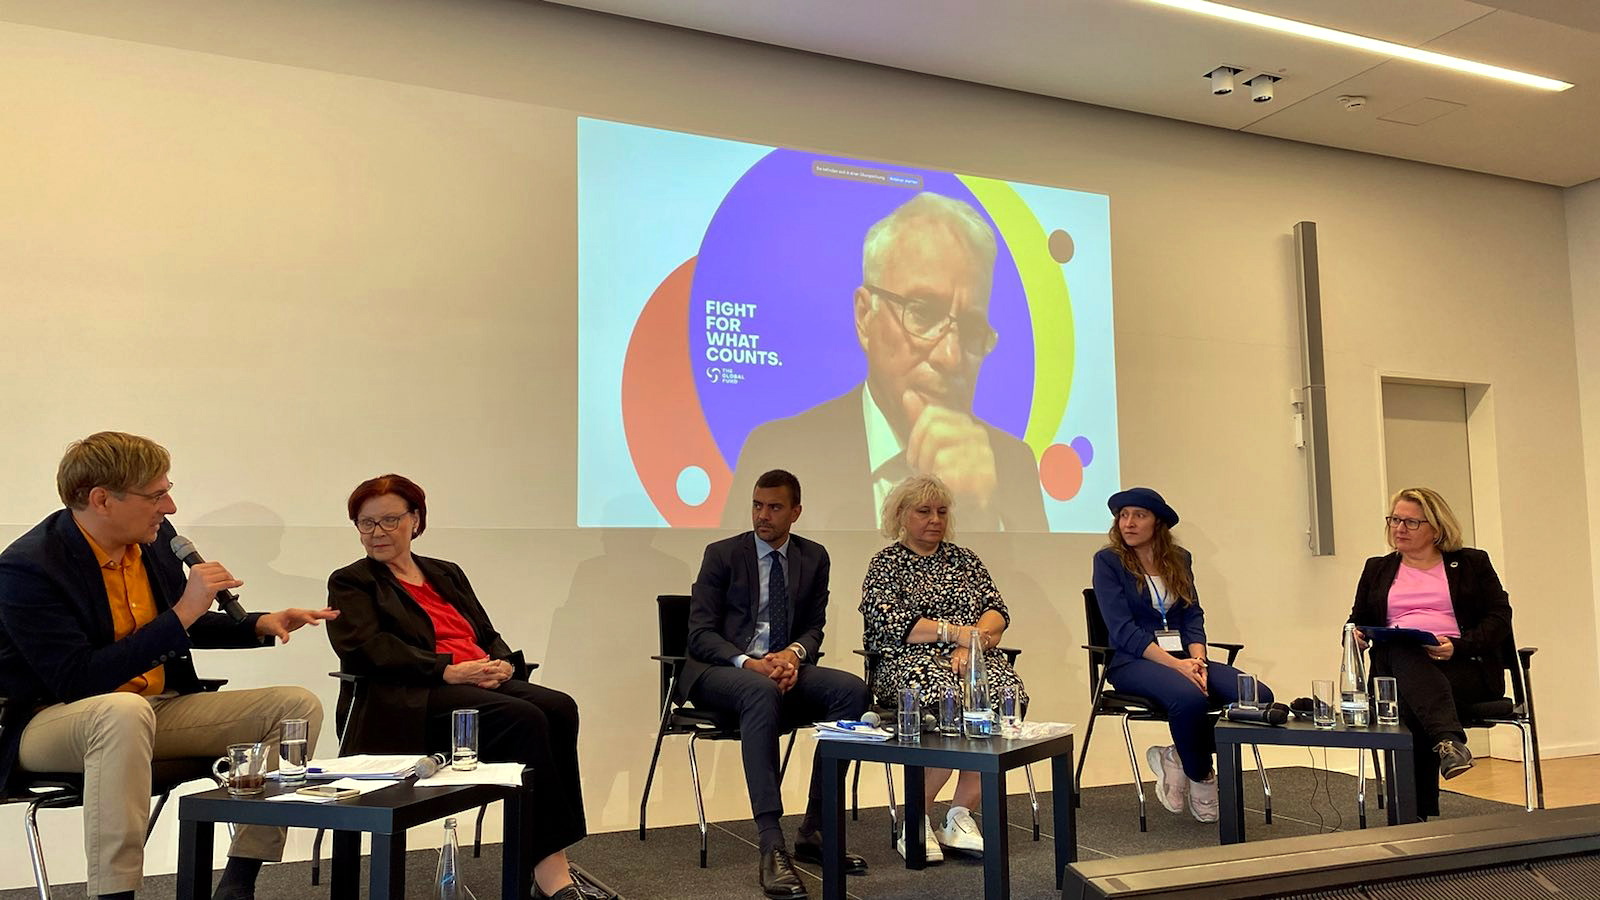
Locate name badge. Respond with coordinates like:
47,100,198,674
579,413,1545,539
1156,630,1183,652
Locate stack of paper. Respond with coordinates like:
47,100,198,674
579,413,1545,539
290,755,427,779
813,720,892,742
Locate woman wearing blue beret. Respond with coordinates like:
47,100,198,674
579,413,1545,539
1091,487,1273,823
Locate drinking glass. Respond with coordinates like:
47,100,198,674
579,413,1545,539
998,685,1021,738
278,717,309,785
897,686,921,744
452,708,480,771
1236,673,1259,710
938,685,962,736
1374,676,1400,726
212,743,266,796
1312,679,1337,728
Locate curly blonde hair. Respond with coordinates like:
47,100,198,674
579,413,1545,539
879,474,955,542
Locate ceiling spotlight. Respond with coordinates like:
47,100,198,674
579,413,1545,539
1247,73,1280,102
1206,65,1242,95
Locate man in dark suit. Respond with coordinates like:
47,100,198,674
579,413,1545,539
725,191,1047,532
686,469,870,898
0,432,336,900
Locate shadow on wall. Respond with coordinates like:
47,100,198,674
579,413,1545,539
545,514,691,827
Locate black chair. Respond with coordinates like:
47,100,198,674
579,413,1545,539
1355,630,1543,827
0,680,226,900
850,646,1041,846
638,594,798,868
1076,588,1271,832
309,652,537,884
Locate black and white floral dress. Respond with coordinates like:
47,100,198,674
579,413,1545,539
858,541,1028,712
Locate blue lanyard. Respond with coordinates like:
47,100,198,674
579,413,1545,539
1147,576,1170,629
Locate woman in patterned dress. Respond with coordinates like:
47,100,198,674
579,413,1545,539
859,474,1027,862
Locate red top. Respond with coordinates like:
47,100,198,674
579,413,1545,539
399,580,488,664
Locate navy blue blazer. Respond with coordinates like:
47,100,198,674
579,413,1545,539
1091,547,1207,667
681,531,829,702
0,509,266,791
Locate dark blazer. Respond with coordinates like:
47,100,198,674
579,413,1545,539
1090,547,1207,667
681,531,829,702
0,510,266,791
325,555,521,754
722,384,1047,532
1346,548,1512,664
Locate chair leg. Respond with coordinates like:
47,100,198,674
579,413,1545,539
310,827,325,885
779,729,796,781
688,732,709,868
1371,747,1384,810
1357,749,1368,830
474,802,488,856
24,799,51,900
883,763,899,847
146,789,173,844
1517,723,1537,812
638,719,670,840
1120,716,1146,833
1527,717,1546,810
1073,706,1102,810
1250,745,1271,825
1025,764,1041,841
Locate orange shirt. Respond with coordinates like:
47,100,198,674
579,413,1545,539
75,520,165,696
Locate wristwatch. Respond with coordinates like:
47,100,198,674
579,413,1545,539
787,642,807,662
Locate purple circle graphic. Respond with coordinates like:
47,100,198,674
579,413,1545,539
1071,436,1094,468
690,149,1036,467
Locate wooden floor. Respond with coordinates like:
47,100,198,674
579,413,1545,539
1447,754,1600,808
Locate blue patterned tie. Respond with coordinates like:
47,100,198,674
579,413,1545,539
768,550,790,651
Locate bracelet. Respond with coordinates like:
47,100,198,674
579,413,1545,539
937,620,949,644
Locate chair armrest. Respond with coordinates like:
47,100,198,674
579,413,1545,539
650,655,687,663
198,679,228,693
330,671,363,684
998,646,1021,665
1210,641,1243,666
1518,647,1538,669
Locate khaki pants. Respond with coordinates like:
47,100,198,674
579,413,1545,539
18,686,323,896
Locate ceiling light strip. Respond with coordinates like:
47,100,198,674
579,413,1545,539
1147,0,1574,91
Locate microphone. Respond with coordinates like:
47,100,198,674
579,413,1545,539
1220,702,1288,726
413,753,449,779
860,711,883,728
169,535,248,623
922,712,938,732
1289,697,1315,720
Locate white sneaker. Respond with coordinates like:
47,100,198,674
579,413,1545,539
895,814,944,864
935,805,984,856
1188,772,1219,823
1146,745,1189,815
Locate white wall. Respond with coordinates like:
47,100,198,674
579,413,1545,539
1569,176,1600,746
0,0,1595,886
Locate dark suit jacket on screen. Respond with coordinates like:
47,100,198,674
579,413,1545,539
0,511,267,791
326,555,523,753
680,531,829,703
722,384,1047,531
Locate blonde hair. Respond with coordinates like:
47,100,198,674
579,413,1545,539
1387,487,1465,553
879,474,955,542
57,431,170,509
1103,519,1196,606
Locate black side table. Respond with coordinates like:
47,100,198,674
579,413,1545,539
816,731,1076,900
1214,718,1416,844
177,780,524,899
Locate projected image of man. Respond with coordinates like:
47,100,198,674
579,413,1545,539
727,192,1046,531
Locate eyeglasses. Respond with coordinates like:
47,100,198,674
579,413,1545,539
356,512,411,534
117,483,173,504
1385,515,1428,530
865,284,998,357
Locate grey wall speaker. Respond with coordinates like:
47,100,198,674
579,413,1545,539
1295,221,1334,556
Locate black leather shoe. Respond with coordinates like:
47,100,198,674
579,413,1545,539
793,830,868,875
1436,738,1474,780
759,847,808,898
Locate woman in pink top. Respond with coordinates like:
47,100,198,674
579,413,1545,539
1345,487,1512,819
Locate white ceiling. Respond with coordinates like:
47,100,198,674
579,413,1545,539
547,0,1600,187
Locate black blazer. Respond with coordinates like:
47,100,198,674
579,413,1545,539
0,510,266,791
325,555,521,754
722,384,1047,532
681,531,829,702
1346,548,1513,664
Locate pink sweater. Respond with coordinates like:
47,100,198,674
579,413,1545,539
1386,560,1461,638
